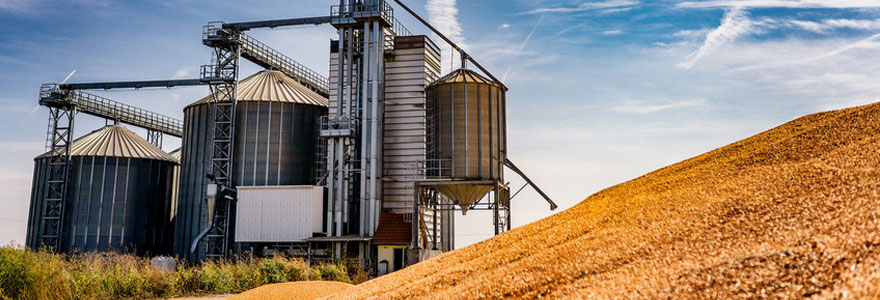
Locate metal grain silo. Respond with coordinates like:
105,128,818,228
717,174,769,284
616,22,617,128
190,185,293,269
25,125,178,255
175,70,329,260
426,68,507,211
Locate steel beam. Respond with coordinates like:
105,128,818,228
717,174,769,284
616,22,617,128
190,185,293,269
39,105,76,251
60,79,204,91
504,158,558,210
223,16,333,31
199,24,242,260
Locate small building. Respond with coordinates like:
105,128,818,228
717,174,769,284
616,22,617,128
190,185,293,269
373,212,413,275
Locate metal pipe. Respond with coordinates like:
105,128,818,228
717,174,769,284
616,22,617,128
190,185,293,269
326,140,335,235
370,20,383,236
360,22,371,237
390,0,506,89
503,158,557,210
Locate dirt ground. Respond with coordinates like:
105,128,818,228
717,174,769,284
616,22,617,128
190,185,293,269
328,102,880,299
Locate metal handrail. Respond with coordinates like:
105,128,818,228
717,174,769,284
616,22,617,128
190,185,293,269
238,33,330,95
40,84,184,137
418,159,453,179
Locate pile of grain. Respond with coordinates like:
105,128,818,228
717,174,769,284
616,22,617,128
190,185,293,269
228,281,352,300
333,102,880,299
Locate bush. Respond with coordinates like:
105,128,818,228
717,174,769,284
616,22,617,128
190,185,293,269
0,247,356,299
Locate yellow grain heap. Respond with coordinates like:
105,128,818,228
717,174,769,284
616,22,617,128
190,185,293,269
332,102,880,299
229,281,352,300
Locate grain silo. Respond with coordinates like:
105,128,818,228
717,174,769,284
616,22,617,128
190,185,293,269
25,125,178,255
426,68,507,212
175,70,329,261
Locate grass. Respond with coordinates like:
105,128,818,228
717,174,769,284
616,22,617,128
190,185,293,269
0,246,363,300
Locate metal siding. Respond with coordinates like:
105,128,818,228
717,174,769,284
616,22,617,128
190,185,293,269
234,186,323,242
29,151,175,255
381,37,441,214
428,69,505,181
176,86,327,260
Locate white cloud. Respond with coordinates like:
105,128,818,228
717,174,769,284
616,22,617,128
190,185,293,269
427,0,469,73
677,0,880,9
501,23,511,29
815,32,880,59
551,23,589,38
677,7,753,69
0,0,38,12
171,67,193,79
603,29,623,35
783,18,880,33
610,99,708,114
521,0,639,15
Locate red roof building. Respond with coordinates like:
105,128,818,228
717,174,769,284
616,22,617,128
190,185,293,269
373,212,412,245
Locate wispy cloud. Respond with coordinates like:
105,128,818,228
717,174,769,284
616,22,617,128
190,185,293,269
427,0,469,73
779,18,880,33
603,29,623,35
610,99,708,114
518,15,545,51
521,0,639,15
677,7,753,69
677,0,880,9
0,0,39,13
551,23,589,38
815,32,880,59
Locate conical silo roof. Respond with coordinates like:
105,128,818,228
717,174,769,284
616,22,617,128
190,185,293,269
37,125,176,163
169,148,182,163
188,70,329,107
430,68,506,90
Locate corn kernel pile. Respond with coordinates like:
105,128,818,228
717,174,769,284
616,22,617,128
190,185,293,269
330,102,880,299
228,281,352,300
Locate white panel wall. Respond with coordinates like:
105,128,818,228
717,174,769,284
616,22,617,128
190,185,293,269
382,37,442,213
235,186,324,242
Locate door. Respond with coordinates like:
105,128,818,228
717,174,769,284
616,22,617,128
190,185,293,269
393,248,404,271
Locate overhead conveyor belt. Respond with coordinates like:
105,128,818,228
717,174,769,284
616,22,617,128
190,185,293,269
39,84,184,137
202,23,331,97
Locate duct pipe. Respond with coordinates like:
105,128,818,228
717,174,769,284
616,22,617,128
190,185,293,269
371,20,383,235
360,21,371,237
326,140,336,235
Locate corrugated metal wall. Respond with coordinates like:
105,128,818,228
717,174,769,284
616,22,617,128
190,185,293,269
427,69,506,181
382,36,441,213
27,156,176,255
175,101,326,260
234,186,323,242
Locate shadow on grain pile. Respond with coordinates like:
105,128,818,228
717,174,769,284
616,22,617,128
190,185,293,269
322,102,880,299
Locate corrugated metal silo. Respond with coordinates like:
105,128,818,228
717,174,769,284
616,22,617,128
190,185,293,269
25,125,178,255
426,68,507,210
175,70,329,261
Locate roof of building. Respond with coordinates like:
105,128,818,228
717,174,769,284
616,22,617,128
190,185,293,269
429,68,506,90
188,70,329,108
169,148,181,163
373,212,413,245
37,125,177,163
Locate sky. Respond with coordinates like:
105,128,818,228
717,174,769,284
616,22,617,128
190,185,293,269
1,0,879,249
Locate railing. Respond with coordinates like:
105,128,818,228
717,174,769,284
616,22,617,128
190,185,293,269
40,84,184,137
319,115,358,137
202,22,331,96
331,0,394,25
238,33,330,95
417,159,453,179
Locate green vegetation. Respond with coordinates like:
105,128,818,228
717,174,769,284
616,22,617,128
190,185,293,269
0,246,363,300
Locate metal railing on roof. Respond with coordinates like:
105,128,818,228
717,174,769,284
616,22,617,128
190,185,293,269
40,84,184,137
202,22,331,96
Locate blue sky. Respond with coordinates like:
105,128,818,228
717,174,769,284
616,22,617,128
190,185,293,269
2,0,879,248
